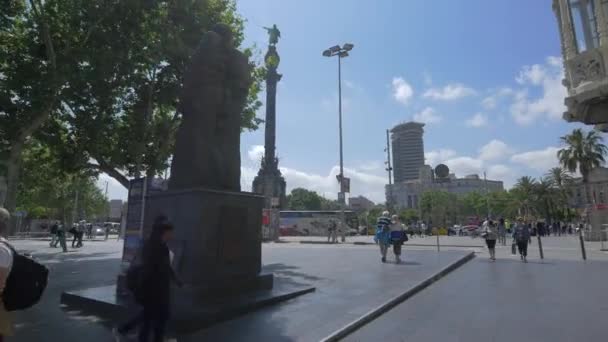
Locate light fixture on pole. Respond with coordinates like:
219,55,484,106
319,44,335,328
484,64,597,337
323,43,354,242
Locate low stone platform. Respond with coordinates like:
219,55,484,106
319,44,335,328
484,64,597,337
61,275,315,333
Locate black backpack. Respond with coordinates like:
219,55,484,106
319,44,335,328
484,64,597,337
2,242,49,311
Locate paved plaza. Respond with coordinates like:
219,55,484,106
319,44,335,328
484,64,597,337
5,235,608,341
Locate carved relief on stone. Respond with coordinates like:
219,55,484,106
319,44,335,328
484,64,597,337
567,49,606,87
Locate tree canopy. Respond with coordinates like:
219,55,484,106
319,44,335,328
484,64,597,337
1,0,264,214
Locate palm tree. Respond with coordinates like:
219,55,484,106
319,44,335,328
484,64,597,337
513,176,537,219
545,167,572,189
534,177,557,223
545,167,573,219
558,128,608,205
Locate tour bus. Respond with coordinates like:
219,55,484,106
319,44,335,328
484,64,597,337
279,210,358,236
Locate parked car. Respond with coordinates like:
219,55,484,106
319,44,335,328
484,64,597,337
347,228,359,236
92,225,106,236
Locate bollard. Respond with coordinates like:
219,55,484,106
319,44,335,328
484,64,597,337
537,235,544,260
436,232,440,252
579,229,587,261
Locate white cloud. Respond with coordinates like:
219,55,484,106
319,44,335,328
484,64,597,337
510,56,567,125
247,145,265,163
423,83,476,101
423,71,433,86
510,146,561,171
478,139,513,161
353,160,384,172
487,164,516,188
392,77,414,105
466,113,488,128
414,107,442,124
425,149,457,166
481,97,496,110
443,156,484,176
280,165,386,203
241,166,258,192
481,87,513,109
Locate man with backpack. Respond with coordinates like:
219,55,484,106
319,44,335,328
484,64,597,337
0,208,49,341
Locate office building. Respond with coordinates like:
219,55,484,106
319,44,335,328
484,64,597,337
391,122,425,183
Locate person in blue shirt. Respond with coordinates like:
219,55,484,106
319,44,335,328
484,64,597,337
375,211,392,263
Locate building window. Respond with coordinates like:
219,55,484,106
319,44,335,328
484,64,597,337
601,191,606,204
569,0,599,53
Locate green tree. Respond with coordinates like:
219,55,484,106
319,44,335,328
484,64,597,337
398,208,419,224
1,0,264,214
16,140,108,221
286,188,323,210
533,177,557,222
511,176,537,219
558,128,607,205
545,167,573,220
420,191,457,227
57,0,263,187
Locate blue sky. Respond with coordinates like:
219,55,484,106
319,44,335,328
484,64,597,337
102,0,588,203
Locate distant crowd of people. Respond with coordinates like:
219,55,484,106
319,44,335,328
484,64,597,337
45,220,117,252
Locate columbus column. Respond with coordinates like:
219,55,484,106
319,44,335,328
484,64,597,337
253,25,287,225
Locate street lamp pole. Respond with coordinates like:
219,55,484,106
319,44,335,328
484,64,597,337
323,43,354,242
338,54,344,203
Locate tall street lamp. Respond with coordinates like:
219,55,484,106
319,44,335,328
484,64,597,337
322,43,353,202
323,43,353,242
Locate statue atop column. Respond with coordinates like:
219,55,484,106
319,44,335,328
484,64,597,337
263,24,281,46
169,24,252,191
253,24,287,211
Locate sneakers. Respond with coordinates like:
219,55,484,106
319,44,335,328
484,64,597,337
381,257,386,263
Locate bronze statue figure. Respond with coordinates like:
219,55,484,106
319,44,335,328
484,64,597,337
169,24,252,192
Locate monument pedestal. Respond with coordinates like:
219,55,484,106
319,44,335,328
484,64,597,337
61,187,315,332
143,187,272,296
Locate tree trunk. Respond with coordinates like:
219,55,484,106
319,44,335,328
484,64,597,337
88,160,130,189
4,144,24,213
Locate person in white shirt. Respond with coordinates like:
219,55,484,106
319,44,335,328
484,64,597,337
0,208,14,339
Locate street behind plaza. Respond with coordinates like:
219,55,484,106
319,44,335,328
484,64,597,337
6,235,608,341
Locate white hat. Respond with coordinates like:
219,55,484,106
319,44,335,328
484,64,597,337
382,211,390,216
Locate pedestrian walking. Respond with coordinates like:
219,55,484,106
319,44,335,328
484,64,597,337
70,223,84,248
114,216,182,342
498,218,507,246
86,223,93,240
104,224,110,241
327,220,338,243
49,221,59,247
482,220,498,261
374,211,392,263
513,218,531,263
389,215,408,263
57,224,68,252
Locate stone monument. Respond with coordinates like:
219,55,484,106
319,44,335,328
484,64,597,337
144,23,271,295
61,25,315,332
252,24,287,213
